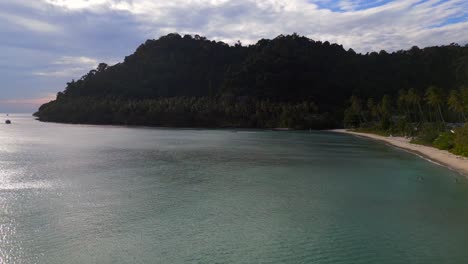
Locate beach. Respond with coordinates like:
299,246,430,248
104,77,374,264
331,129,468,177
3,116,468,262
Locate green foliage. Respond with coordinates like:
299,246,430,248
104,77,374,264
391,117,413,137
453,124,468,156
344,96,364,128
433,131,455,150
379,95,392,130
343,109,360,128
447,87,467,122
34,97,335,129
345,87,468,157
35,33,468,128
425,86,445,108
425,86,446,123
448,90,463,113
411,123,442,146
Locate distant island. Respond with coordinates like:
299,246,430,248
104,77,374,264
35,33,467,132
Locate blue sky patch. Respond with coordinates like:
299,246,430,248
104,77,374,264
0,0,466,112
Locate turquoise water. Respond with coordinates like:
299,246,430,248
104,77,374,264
1,114,468,263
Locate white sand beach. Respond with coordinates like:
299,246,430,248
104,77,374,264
331,129,468,177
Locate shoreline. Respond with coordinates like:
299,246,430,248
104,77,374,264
330,129,468,178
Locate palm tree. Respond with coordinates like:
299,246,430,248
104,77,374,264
448,89,465,122
425,86,445,124
380,95,392,116
379,95,392,129
407,88,425,122
460,87,468,119
350,96,365,123
367,98,378,122
397,89,411,121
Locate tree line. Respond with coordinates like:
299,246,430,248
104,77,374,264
34,33,468,130
36,97,334,129
344,86,468,156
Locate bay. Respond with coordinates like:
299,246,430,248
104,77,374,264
1,114,468,263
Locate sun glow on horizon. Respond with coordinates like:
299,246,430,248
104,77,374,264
0,94,56,112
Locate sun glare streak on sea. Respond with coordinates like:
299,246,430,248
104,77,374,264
0,115,467,263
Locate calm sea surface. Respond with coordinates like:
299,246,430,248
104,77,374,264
1,114,468,263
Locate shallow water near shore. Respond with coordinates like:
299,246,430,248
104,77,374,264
1,114,468,263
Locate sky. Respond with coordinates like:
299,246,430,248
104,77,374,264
0,0,467,113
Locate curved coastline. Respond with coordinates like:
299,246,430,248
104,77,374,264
330,129,468,178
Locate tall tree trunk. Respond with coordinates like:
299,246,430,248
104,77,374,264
437,104,445,125
405,106,411,122
417,103,425,122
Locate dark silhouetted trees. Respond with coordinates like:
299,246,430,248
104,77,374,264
34,33,468,129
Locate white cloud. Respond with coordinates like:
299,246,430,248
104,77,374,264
0,0,466,111
33,56,98,77
38,0,467,52
43,0,112,9
34,67,89,77
53,56,98,66
0,12,60,33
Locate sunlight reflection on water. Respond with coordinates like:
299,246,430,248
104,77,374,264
0,114,468,264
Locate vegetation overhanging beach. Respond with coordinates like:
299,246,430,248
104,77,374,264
331,129,468,177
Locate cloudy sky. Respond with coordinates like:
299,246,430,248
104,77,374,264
0,0,467,112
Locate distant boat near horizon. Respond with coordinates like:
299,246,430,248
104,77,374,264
1,116,468,263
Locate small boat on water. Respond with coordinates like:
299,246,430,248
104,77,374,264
5,120,11,124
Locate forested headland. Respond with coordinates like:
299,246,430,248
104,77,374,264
35,33,467,133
